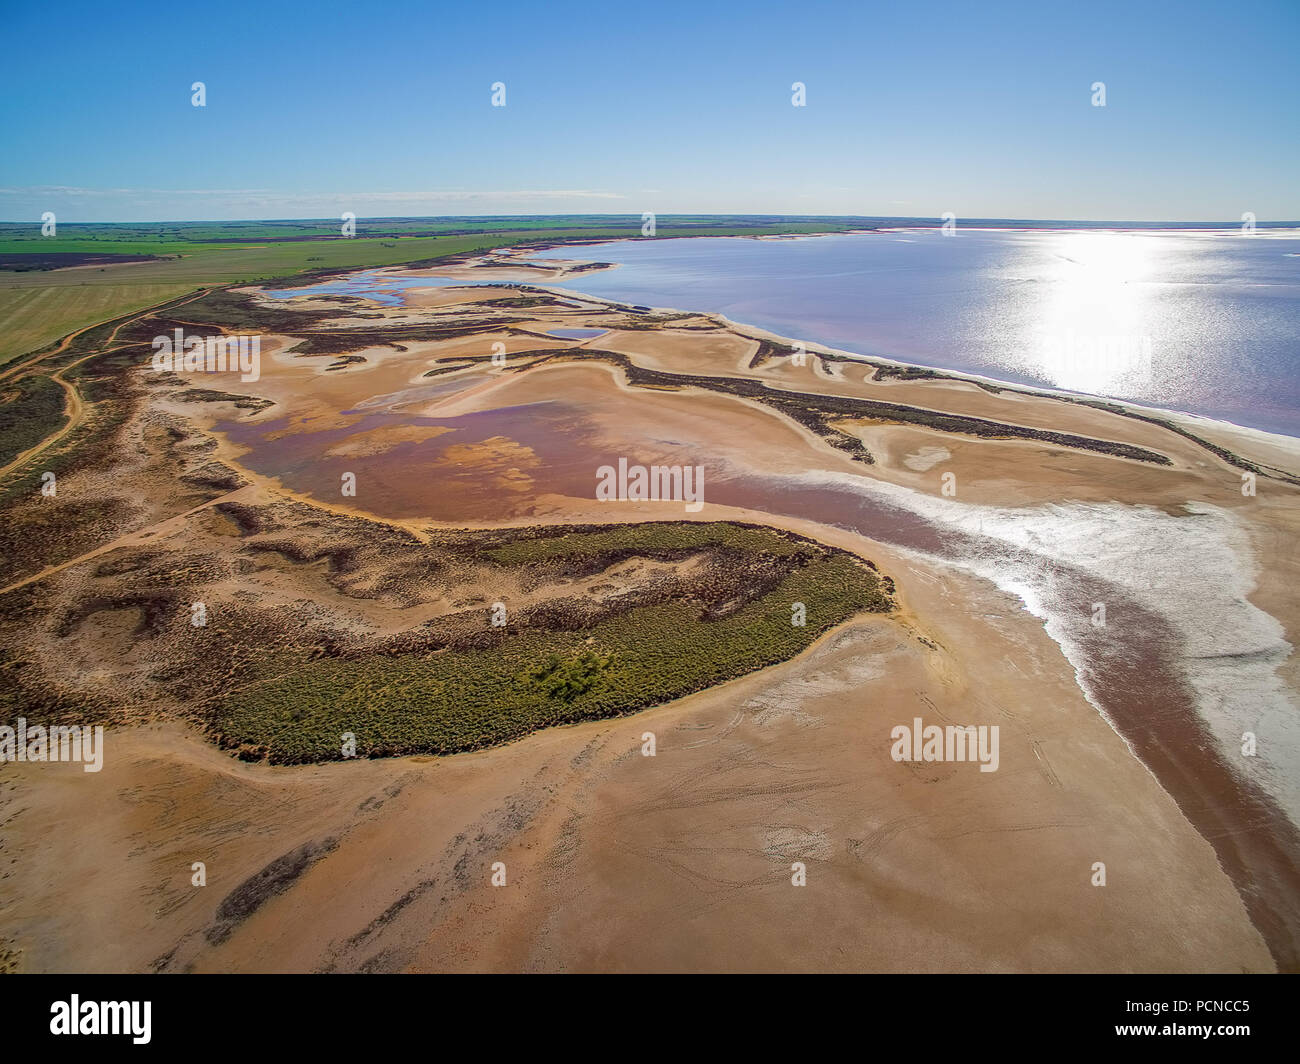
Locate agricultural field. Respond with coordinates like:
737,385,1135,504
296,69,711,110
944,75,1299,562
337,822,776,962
0,215,866,366
0,284,195,366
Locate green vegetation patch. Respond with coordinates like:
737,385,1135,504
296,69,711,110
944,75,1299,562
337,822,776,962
478,520,806,566
210,522,890,763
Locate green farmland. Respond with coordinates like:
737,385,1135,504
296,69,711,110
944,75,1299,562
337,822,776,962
0,215,867,365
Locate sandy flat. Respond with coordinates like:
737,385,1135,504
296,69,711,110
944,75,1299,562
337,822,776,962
0,543,1270,973
3,266,1296,974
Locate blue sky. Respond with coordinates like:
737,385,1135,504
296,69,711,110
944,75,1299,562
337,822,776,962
2,0,1297,222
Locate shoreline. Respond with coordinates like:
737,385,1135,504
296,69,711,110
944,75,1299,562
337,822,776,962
215,283,1300,822
250,272,1300,964
260,235,1299,457
480,234,1300,451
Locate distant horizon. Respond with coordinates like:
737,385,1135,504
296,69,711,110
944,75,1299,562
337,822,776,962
4,213,1299,228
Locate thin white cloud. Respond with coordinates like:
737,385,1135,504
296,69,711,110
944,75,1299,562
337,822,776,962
0,186,624,201
0,185,629,221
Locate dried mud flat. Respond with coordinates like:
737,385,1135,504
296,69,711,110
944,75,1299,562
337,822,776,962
1,259,1297,972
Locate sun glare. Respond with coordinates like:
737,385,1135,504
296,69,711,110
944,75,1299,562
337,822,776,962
1032,232,1156,395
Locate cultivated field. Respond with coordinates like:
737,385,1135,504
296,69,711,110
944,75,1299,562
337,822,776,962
0,216,864,366
0,284,194,366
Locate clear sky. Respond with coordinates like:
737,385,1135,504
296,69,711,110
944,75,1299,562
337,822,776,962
2,0,1297,223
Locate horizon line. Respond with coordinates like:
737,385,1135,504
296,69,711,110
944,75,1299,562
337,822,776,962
3,213,1299,228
